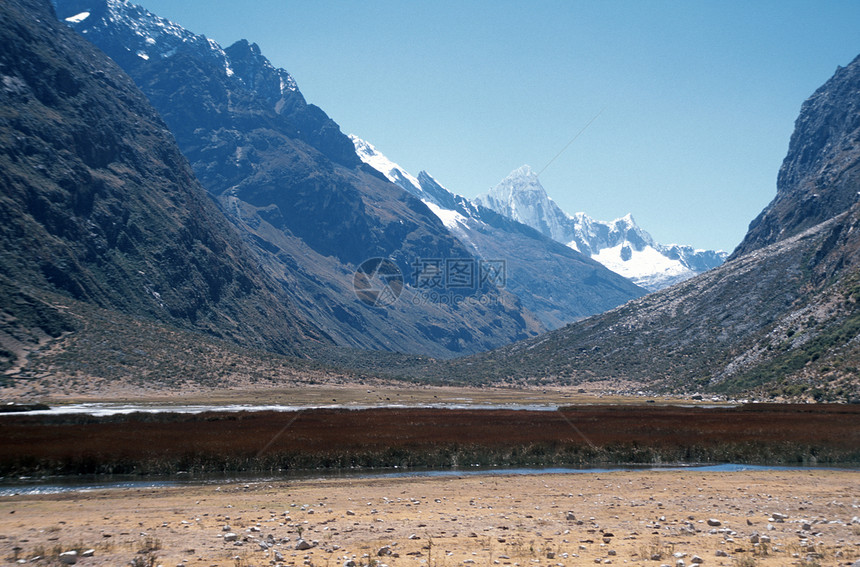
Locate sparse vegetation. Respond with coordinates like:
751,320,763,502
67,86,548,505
131,552,159,567
733,556,757,567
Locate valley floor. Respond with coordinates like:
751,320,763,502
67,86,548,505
1,380,653,407
0,470,857,567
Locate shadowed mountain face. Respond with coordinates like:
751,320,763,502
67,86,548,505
421,55,860,400
0,0,328,373
53,0,545,357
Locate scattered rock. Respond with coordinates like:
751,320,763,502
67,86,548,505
715,550,728,557
408,534,420,540
346,510,355,516
706,519,721,527
81,549,95,558
691,555,702,564
295,539,312,550
567,512,576,521
224,533,238,542
750,533,760,543
771,513,788,522
58,551,78,565
378,546,392,556
546,551,555,559
344,561,356,567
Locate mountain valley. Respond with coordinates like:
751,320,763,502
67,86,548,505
0,0,857,403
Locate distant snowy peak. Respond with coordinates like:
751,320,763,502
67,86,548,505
477,165,727,291
56,0,298,99
475,165,572,243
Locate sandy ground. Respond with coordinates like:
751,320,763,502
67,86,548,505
0,470,857,567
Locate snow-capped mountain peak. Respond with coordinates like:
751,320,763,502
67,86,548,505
475,165,573,243
477,165,727,290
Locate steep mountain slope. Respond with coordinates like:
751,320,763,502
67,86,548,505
53,0,543,357
0,0,334,376
733,55,860,258
351,137,646,329
475,166,727,291
425,55,860,401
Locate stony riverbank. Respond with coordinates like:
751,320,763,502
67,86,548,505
0,470,858,567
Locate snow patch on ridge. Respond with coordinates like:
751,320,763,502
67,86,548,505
423,200,468,231
349,135,421,193
65,11,90,23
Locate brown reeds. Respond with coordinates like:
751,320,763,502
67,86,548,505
0,404,857,476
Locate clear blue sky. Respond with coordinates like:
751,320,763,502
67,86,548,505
136,0,860,253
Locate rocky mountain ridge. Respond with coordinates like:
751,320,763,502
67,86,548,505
732,54,860,258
